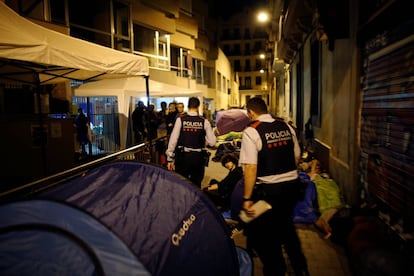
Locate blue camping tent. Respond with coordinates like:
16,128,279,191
0,199,150,275
40,161,241,276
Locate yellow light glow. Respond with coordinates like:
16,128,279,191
257,12,269,23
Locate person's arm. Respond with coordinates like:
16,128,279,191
243,164,257,214
239,128,260,215
166,117,182,170
204,119,217,147
287,123,301,165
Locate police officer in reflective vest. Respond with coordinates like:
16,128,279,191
166,97,216,188
239,97,309,276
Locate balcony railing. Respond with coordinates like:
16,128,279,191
239,85,252,90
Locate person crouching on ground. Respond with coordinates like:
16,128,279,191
203,153,243,210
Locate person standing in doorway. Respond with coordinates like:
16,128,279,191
74,108,90,156
239,97,309,276
132,101,147,144
166,97,216,188
157,101,168,137
146,103,159,140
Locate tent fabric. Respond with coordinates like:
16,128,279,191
0,2,149,85
236,246,253,276
215,109,250,136
0,199,150,276
40,161,240,276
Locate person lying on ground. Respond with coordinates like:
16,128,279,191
296,160,332,239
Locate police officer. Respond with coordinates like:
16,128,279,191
166,97,216,188
239,97,309,276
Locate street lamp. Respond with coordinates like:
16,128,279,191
257,11,270,23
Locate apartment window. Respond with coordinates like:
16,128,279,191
170,47,194,76
255,59,262,70
204,66,214,88
233,28,240,39
50,0,66,25
244,28,251,39
245,77,251,89
134,25,156,54
170,46,180,68
217,72,222,91
19,0,66,26
133,25,169,69
256,76,262,85
223,44,231,55
222,28,230,40
253,41,262,53
233,44,241,55
245,59,251,71
113,1,131,51
157,34,169,69
134,24,155,54
234,60,241,72
245,43,251,55
253,27,267,38
194,59,204,84
69,0,111,47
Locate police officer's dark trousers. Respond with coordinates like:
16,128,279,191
175,151,205,188
244,179,309,276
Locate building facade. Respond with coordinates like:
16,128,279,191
217,6,270,109
0,0,237,184
267,0,414,238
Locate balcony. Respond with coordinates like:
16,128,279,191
239,85,252,90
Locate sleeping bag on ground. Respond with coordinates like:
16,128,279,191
40,161,240,276
313,177,343,213
293,172,319,224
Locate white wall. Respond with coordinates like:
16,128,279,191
294,0,360,204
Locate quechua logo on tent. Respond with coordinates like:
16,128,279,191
171,214,196,246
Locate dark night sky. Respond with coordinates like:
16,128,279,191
208,0,268,18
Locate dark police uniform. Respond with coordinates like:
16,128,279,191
239,114,309,276
166,111,216,187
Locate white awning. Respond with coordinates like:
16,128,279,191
75,77,203,117
75,77,203,149
0,2,149,85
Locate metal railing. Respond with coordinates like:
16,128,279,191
0,136,169,202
